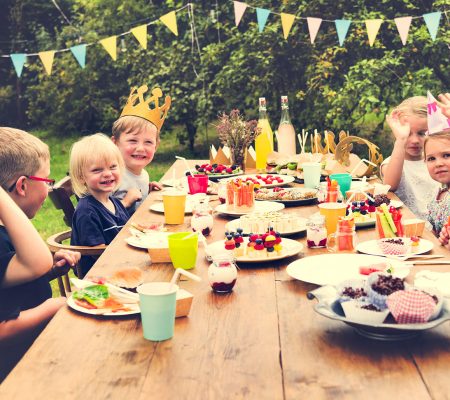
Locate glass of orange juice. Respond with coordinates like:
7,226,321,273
318,202,347,234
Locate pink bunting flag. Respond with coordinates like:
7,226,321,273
307,17,322,44
427,91,450,134
394,16,412,46
234,1,248,27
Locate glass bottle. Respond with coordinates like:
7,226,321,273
277,96,296,156
255,97,274,171
208,254,238,293
306,213,327,248
327,218,357,252
190,195,214,236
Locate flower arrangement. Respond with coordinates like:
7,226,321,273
216,109,260,171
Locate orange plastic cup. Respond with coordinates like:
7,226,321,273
162,190,186,224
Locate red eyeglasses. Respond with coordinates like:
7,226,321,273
7,175,55,192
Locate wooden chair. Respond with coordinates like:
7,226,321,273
48,176,77,227
47,229,107,297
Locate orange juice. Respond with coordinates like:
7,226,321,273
318,202,347,234
162,190,186,224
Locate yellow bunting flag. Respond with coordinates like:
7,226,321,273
365,19,383,46
160,11,178,36
131,24,147,49
38,50,55,75
100,36,117,60
280,13,296,39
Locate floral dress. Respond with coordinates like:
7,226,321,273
427,188,450,235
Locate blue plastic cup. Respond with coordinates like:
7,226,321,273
137,282,178,341
329,173,352,198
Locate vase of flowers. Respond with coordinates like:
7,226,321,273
216,109,260,172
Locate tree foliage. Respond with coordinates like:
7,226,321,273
0,0,448,153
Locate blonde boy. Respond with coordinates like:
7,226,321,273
112,85,171,215
0,127,79,381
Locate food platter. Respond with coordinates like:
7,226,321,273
219,174,295,188
215,201,285,216
255,187,318,206
307,284,450,340
225,217,308,236
356,238,433,257
286,254,409,286
205,237,303,263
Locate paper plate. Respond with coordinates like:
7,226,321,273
390,200,403,208
215,201,285,216
356,238,433,257
205,237,303,263
286,253,409,286
125,233,170,249
218,174,295,188
225,217,307,236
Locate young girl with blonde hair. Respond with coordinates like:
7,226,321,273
70,133,129,276
381,96,440,220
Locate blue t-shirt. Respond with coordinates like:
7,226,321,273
71,196,129,276
0,226,52,322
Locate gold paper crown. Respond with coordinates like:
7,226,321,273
120,85,171,132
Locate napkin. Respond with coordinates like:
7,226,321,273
414,270,450,297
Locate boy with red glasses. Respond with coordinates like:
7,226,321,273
0,127,80,381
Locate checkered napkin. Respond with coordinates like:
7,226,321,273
387,290,436,324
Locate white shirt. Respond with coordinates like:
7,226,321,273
381,156,440,220
113,168,150,214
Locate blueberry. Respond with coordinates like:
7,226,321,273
212,163,218,168
237,228,243,234
198,168,204,173
360,210,367,215
185,171,191,176
195,164,200,170
352,202,358,206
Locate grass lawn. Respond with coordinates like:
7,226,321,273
31,126,218,295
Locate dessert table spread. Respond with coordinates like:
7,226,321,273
1,160,449,400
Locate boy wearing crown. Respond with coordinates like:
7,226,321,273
112,85,171,215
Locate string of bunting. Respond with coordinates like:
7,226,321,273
233,1,448,46
1,5,188,78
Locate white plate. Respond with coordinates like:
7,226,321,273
205,171,243,182
225,217,307,236
215,201,285,216
150,201,193,214
205,237,303,263
390,200,403,208
125,233,171,249
356,238,434,257
67,291,140,316
355,217,376,229
219,174,295,188
286,254,410,286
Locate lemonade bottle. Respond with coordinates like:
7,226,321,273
255,97,274,171
277,96,296,156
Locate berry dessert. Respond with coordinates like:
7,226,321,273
193,163,242,176
224,228,284,258
208,258,237,293
346,199,376,223
378,238,408,255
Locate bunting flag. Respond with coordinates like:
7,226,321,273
394,16,412,45
335,19,351,46
365,19,383,46
427,91,450,134
423,12,441,41
234,1,248,26
307,17,322,44
100,36,117,60
70,44,87,68
38,50,55,75
131,25,147,49
256,8,270,32
280,13,296,39
10,53,26,77
160,11,178,36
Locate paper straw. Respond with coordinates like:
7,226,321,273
182,231,198,240
176,155,194,177
169,268,202,289
350,158,377,177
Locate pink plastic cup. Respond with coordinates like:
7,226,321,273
187,174,208,194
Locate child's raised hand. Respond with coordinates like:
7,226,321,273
150,181,163,191
386,112,411,141
437,93,450,119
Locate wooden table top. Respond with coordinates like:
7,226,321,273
1,160,449,400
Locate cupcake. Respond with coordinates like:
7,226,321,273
341,299,390,324
366,272,405,310
378,238,409,255
387,290,439,324
336,279,367,303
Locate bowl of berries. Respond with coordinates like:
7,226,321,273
190,163,243,181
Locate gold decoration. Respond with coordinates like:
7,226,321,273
120,85,171,132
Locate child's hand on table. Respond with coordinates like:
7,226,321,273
122,188,142,207
150,181,163,191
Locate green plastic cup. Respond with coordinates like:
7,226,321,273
168,232,198,270
329,173,352,198
137,282,178,341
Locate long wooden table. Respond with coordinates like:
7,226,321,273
1,160,450,399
